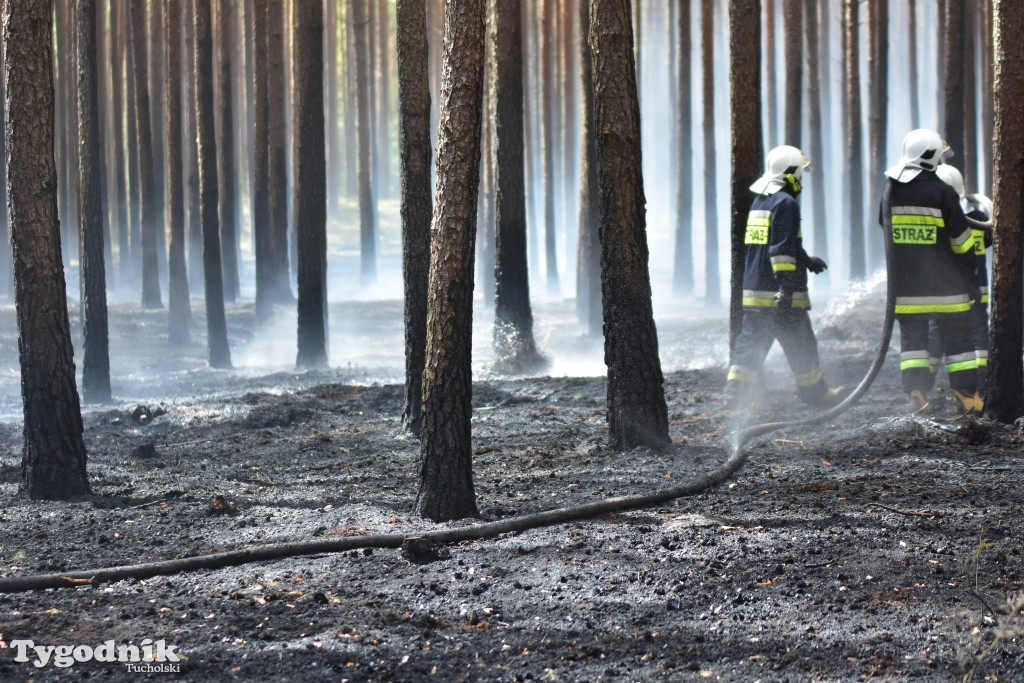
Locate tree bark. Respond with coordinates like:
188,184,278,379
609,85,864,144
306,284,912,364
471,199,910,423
354,0,378,286
293,0,328,370
575,0,600,336
149,0,167,283
804,0,827,286
492,0,544,374
216,0,240,302
541,0,560,296
251,0,272,321
126,6,142,281
764,0,776,147
416,0,486,522
984,0,1024,422
397,0,433,435
0,15,7,300
908,0,919,126
590,0,671,452
782,0,801,146
944,0,965,168
267,0,292,302
729,0,764,353
194,0,232,369
344,3,358,198
961,0,977,186
184,11,203,294
866,0,887,271
5,0,91,498
843,0,865,280
981,0,994,194
673,0,693,298
376,0,391,199
701,0,719,306
131,0,163,308
166,0,191,345
76,0,112,405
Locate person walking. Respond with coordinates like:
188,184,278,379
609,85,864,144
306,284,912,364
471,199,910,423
725,145,841,410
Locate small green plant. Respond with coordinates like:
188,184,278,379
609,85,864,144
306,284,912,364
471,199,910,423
9,551,30,564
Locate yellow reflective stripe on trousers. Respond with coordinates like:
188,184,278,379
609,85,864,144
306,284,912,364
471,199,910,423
727,365,758,383
794,369,823,387
894,294,972,315
947,358,978,373
900,358,932,371
771,255,797,273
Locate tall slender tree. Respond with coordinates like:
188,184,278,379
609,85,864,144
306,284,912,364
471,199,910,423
575,0,600,335
765,0,776,147
866,0,887,270
908,0,919,126
961,1,978,186
252,0,272,321
217,0,240,302
149,0,167,282
673,0,693,298
416,0,486,522
984,0,1024,422
376,0,391,198
194,0,232,369
492,0,544,374
293,0,328,369
541,0,560,296
782,0,802,146
131,0,163,308
354,0,378,285
166,0,191,344
76,0,111,405
701,0,719,306
804,0,827,285
267,0,292,302
6,0,91,498
944,0,965,165
591,0,671,452
184,11,203,293
0,17,7,300
843,0,865,280
397,0,433,435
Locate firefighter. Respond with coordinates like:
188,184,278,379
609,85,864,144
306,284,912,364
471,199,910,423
931,163,994,392
724,145,842,410
880,129,982,414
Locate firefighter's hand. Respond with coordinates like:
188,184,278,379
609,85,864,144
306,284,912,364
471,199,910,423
806,256,828,274
774,291,793,309
970,285,982,304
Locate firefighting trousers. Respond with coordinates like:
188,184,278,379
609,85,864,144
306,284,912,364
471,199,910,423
900,311,978,395
726,308,828,404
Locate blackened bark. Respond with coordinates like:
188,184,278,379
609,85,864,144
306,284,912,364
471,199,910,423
843,0,865,280
492,0,544,374
962,1,977,186
981,0,994,194
293,0,328,370
397,0,433,434
5,0,91,498
541,0,560,296
590,0,671,452
166,0,191,345
131,0,163,308
217,0,240,302
575,0,600,336
866,0,887,270
0,27,6,300
416,0,485,522
984,0,1024,421
252,0,272,321
701,0,719,306
782,0,801,146
354,0,378,286
730,0,763,353
267,0,292,302
76,0,112,405
673,0,693,298
194,0,232,369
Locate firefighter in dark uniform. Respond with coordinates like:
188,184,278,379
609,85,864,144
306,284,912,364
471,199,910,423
724,145,841,409
880,129,982,413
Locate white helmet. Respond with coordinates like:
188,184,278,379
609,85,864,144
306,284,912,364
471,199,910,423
962,193,993,230
750,145,810,195
884,128,948,182
935,164,965,197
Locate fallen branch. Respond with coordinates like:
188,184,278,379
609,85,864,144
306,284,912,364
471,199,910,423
867,504,943,519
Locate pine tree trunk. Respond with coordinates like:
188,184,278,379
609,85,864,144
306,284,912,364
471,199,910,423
561,0,578,289
673,0,693,298
984,0,1024,421
575,0,600,336
252,0,272,321
908,0,919,126
804,0,828,285
782,0,802,146
112,1,131,283
293,0,328,370
541,0,560,296
150,0,167,283
0,15,8,300
131,0,163,308
126,8,142,281
701,0,719,306
166,0,191,345
590,0,671,452
194,0,232,369
354,0,378,286
765,0,776,147
478,54,495,309
416,0,485,523
866,0,887,271
76,0,112,405
397,0,433,435
376,0,391,199
216,0,240,303
6,0,91,499
97,1,115,288
344,4,358,198
267,0,292,303
843,0,865,280
981,0,994,195
944,0,965,167
729,0,764,353
961,1,977,186
185,14,203,293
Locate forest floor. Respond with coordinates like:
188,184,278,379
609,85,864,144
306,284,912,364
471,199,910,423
0,291,1022,682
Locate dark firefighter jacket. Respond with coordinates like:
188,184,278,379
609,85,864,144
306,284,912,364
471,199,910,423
964,197,992,303
879,172,976,315
742,188,810,309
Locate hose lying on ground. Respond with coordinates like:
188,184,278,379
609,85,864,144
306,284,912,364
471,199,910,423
0,206,898,594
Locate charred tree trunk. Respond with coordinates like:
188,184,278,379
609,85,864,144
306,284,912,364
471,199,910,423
397,0,433,435
194,0,232,369
293,0,328,370
76,0,112,405
673,0,693,298
701,0,719,306
765,0,776,147
216,0,240,302
416,0,485,522
5,0,91,498
804,0,827,284
944,0,965,168
961,1,977,186
166,0,191,344
131,0,163,308
981,0,994,194
354,0,378,286
866,0,887,271
0,24,6,300
267,0,292,303
729,0,764,353
150,0,167,283
541,0,560,296
984,0,1024,422
590,0,671,452
843,0,865,280
492,0,544,374
252,0,272,321
782,0,801,146
575,0,600,335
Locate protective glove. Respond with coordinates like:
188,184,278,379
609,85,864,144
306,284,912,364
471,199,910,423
805,256,828,274
773,291,793,309
969,285,982,304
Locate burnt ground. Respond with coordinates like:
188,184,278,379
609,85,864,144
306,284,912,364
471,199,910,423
0,296,1022,682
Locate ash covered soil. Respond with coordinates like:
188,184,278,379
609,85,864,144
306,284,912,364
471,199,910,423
0,297,1022,682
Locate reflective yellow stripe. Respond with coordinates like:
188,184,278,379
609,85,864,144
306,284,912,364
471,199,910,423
901,358,932,371
742,297,810,308
772,263,797,272
947,359,978,373
892,214,945,227
895,302,973,314
976,357,988,367
950,228,975,254
795,370,823,387
727,365,758,383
